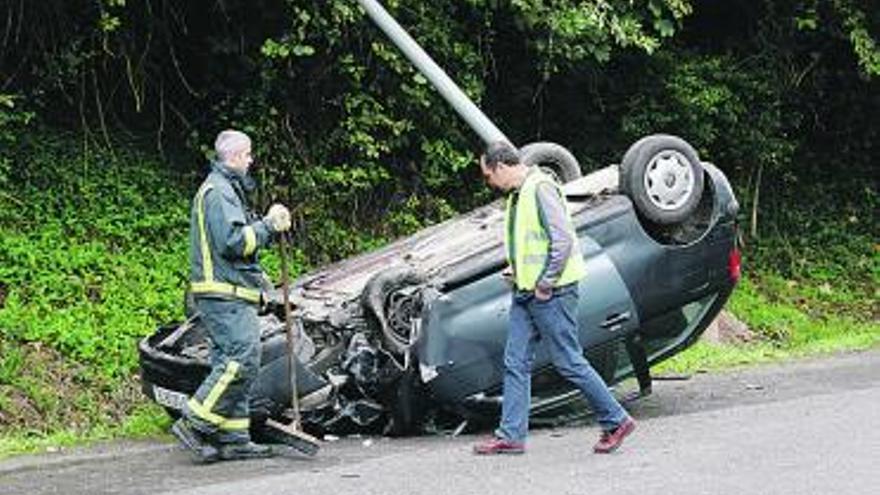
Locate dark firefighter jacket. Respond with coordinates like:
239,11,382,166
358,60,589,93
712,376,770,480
188,161,274,303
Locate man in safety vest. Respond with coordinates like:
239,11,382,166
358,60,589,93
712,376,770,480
473,141,636,455
171,129,292,463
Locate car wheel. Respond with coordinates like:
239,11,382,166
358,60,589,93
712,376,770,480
620,134,705,225
518,142,582,184
362,267,426,354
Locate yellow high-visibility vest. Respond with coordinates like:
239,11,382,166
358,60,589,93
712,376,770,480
505,170,586,291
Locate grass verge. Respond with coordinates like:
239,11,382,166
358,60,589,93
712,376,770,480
0,403,170,460
659,274,880,374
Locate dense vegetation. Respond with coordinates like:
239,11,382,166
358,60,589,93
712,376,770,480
0,0,877,445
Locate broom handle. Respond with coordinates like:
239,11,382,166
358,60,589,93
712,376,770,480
279,231,301,427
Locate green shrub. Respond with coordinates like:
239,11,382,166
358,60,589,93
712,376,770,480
0,132,193,434
0,132,190,376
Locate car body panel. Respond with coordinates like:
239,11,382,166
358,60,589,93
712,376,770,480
417,232,639,405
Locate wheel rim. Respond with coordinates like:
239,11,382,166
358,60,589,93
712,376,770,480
643,150,695,211
384,288,422,349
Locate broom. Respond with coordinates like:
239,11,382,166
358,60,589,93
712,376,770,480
264,231,321,456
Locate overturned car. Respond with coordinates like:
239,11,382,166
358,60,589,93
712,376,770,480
139,0,740,440
139,134,741,438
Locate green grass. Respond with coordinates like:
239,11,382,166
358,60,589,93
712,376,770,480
658,274,880,375
658,333,879,375
0,403,170,460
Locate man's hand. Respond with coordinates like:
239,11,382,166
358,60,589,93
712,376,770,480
534,285,552,301
501,266,515,285
264,203,291,232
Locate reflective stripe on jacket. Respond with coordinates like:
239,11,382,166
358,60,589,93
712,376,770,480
189,162,272,303
505,169,586,291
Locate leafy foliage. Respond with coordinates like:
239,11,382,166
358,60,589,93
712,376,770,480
1,1,876,218
0,133,189,433
0,133,189,376
0,94,34,192
617,51,797,176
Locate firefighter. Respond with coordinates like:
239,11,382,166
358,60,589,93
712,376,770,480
171,129,291,463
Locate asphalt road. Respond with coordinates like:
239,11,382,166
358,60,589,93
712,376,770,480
2,349,878,495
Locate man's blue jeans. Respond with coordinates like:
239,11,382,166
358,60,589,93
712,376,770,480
496,284,628,443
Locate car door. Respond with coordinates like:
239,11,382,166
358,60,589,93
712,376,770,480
416,229,639,405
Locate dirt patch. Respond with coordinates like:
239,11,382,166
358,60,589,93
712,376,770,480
0,387,41,427
701,310,755,345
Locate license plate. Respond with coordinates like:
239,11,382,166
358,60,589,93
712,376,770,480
153,385,189,411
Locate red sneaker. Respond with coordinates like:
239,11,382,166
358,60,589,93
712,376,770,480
473,436,526,455
593,417,636,454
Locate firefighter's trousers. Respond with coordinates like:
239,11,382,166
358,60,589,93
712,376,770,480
185,298,260,444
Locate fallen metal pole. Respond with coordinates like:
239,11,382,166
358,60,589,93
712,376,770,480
356,0,510,146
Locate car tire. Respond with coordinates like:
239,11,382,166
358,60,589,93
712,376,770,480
518,142,582,184
362,267,426,354
620,134,705,225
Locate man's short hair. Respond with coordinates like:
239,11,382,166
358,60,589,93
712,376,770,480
215,130,251,163
481,141,519,170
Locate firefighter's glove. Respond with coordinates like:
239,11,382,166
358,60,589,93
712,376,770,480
264,203,292,232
